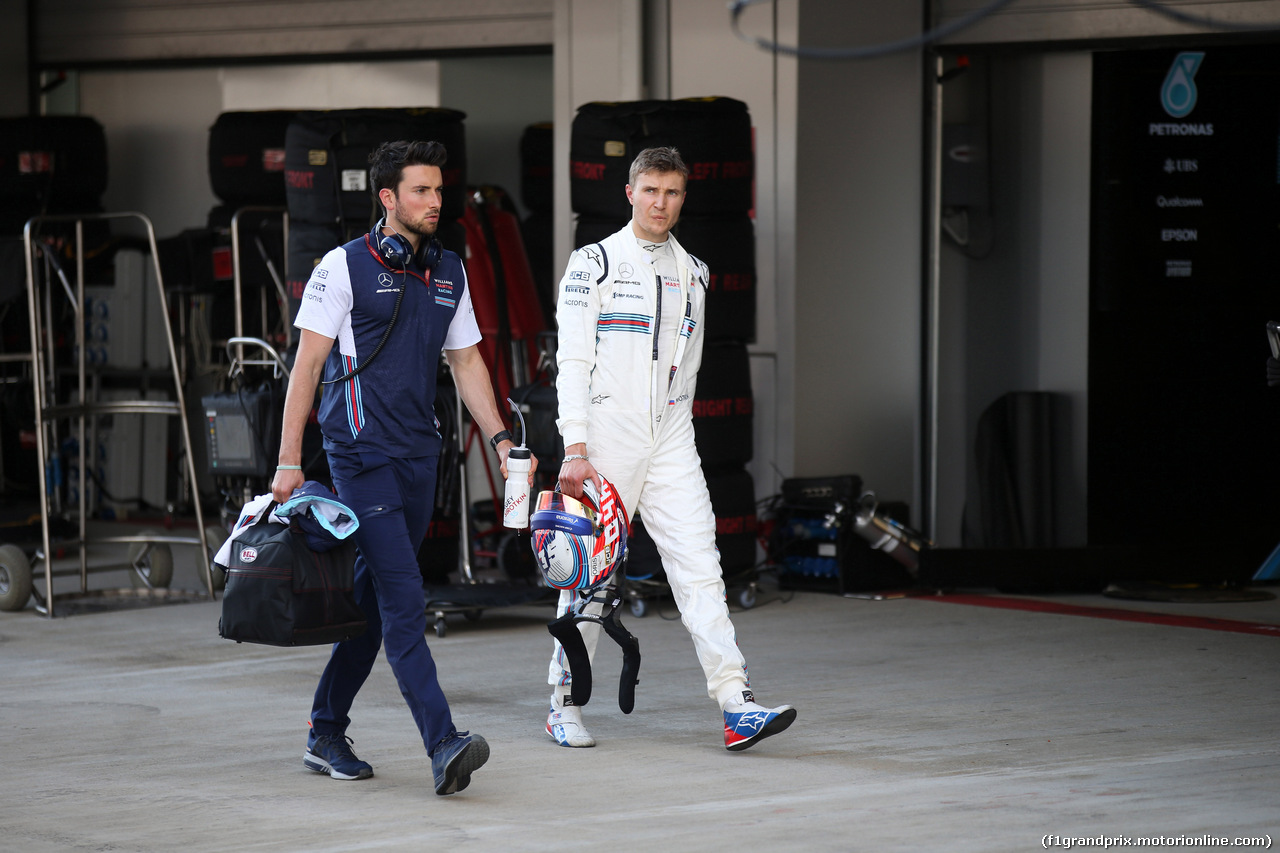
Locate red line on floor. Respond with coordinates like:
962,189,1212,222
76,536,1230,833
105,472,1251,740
924,593,1280,637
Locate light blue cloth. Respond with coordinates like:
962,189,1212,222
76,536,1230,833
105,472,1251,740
213,482,360,568
276,481,359,551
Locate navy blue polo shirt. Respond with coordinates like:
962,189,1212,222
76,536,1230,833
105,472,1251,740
294,233,480,459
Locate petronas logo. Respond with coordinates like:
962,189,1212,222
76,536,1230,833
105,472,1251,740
1161,52,1205,118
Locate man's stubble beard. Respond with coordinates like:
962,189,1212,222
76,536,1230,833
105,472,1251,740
393,200,440,239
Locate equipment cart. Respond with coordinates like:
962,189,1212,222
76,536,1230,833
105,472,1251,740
423,377,555,637
0,213,214,615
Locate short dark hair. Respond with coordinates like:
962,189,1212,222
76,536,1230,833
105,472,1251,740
368,140,448,195
628,147,688,186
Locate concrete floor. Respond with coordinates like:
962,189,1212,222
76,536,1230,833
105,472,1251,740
1,536,1278,853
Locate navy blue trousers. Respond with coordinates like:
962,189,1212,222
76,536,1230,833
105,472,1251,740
310,451,456,755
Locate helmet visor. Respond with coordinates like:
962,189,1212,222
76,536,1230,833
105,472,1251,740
529,490,598,536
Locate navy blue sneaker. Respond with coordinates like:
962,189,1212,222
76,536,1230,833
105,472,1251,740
431,731,490,795
304,729,373,780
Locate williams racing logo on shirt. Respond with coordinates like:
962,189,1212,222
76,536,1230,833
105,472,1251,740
434,278,456,309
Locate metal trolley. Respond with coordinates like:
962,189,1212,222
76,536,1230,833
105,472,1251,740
423,381,557,637
0,212,214,615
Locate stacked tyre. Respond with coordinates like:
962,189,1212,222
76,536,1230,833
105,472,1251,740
568,97,757,343
280,109,472,588
207,110,293,337
0,116,111,405
519,122,555,324
569,98,759,587
207,110,294,210
283,107,468,325
186,110,298,342
0,115,109,235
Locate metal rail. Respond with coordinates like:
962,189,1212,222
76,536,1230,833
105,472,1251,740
22,212,214,615
229,207,290,365
225,336,290,380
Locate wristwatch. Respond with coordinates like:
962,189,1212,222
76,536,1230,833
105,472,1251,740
489,429,513,451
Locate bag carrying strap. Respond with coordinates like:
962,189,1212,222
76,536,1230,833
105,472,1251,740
243,499,305,536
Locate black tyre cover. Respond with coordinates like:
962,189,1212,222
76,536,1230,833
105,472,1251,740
520,122,553,214
626,514,666,581
285,108,467,230
692,341,753,470
573,215,627,250
522,210,556,323
207,110,296,206
285,221,343,326
675,214,756,343
570,97,752,219
706,467,757,575
0,116,108,213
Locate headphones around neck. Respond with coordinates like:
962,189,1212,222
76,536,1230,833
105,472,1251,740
372,217,442,270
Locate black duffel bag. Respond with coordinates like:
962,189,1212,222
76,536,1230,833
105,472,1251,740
218,506,366,647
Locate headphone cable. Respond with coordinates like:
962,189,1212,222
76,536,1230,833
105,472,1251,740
322,248,407,385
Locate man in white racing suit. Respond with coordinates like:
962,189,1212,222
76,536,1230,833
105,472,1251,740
545,146,796,751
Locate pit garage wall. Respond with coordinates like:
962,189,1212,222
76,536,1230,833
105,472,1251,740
31,0,552,64
933,53,1093,548
667,1,793,502
0,0,25,114
554,0,925,508
675,0,924,511
790,4,924,507
75,56,551,238
929,0,1280,546
33,2,555,234
935,0,1280,43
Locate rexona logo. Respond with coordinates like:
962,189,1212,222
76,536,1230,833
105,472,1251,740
1161,52,1205,118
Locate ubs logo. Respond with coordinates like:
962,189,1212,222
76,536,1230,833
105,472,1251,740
1161,52,1204,119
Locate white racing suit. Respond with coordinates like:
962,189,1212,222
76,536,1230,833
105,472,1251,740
548,223,750,710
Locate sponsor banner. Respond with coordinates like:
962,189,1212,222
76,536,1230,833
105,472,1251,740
1089,45,1280,571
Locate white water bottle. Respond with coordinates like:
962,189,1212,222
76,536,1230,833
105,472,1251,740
503,446,533,528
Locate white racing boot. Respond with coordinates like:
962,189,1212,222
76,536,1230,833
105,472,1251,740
546,693,596,748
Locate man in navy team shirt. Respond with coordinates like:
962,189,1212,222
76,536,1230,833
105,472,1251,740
272,139,534,796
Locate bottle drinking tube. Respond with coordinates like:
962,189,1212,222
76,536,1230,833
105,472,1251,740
502,397,532,529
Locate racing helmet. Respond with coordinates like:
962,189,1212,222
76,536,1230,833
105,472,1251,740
529,477,629,590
